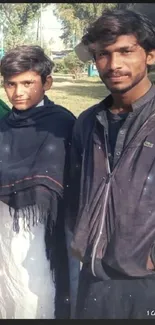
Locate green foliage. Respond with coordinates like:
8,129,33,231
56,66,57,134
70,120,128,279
53,59,68,74
0,3,50,51
54,3,117,47
64,52,85,75
53,52,87,77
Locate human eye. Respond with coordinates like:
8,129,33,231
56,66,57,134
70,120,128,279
24,81,33,87
5,82,15,88
96,51,108,60
121,49,132,55
99,51,108,57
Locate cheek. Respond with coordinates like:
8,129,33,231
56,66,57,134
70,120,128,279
5,88,13,99
130,60,147,75
29,88,39,97
95,60,107,73
127,53,147,72
31,86,43,95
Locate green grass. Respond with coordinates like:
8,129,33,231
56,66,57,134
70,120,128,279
49,75,110,116
1,72,155,117
0,75,109,117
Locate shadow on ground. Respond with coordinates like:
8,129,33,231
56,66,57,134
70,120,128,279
53,84,108,100
53,77,74,83
53,75,101,85
52,72,155,101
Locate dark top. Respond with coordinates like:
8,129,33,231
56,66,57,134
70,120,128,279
106,109,128,159
68,84,155,278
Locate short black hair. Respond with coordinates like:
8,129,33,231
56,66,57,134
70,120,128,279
82,9,155,52
0,45,54,84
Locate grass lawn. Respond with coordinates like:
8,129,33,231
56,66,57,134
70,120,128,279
0,74,109,117
0,72,155,117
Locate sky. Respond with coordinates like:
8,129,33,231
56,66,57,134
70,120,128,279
41,4,64,50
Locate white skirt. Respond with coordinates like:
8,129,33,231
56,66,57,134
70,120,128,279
0,201,55,319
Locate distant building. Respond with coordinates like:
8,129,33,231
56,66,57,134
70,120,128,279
51,49,73,60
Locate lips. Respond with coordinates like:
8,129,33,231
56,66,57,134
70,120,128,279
107,75,129,82
109,75,127,78
108,73,128,78
14,100,28,103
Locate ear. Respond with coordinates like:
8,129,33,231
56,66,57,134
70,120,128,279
43,75,53,91
146,50,155,67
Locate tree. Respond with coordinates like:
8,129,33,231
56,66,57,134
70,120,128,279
54,3,117,48
0,3,50,50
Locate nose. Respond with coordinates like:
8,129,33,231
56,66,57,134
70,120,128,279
108,53,122,70
14,85,25,97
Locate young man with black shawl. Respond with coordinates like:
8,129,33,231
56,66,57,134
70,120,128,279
0,45,75,319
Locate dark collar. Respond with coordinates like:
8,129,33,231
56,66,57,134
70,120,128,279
97,84,155,116
96,84,155,128
132,84,155,110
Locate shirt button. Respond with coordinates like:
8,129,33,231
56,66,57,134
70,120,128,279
116,151,121,156
120,130,125,135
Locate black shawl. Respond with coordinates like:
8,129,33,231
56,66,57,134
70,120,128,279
0,95,75,318
0,95,75,231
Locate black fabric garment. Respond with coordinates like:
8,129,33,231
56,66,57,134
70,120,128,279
106,109,128,159
0,95,75,231
0,95,75,319
68,85,155,320
76,264,155,319
68,85,155,278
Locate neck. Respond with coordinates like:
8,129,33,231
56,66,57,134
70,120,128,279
110,77,152,114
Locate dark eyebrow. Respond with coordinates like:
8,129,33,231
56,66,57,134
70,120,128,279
20,80,35,84
5,79,35,84
118,44,137,51
91,43,138,55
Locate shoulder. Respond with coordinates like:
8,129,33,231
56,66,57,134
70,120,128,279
46,96,76,123
53,103,76,122
71,100,105,153
73,100,104,137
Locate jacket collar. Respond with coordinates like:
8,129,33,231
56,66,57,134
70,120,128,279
96,84,155,126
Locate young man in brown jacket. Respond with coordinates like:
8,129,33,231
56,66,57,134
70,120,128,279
67,8,155,319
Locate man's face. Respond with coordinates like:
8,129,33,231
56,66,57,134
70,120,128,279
4,70,52,110
90,35,155,94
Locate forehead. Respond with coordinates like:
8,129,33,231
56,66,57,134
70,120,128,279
89,34,139,52
5,70,41,82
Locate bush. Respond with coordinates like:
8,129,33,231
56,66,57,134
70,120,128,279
53,52,88,77
53,58,69,74
64,52,85,79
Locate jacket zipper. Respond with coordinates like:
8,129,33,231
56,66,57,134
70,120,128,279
91,111,155,276
91,130,112,276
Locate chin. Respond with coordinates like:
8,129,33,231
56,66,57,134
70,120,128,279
107,84,134,94
109,87,129,94
14,105,31,111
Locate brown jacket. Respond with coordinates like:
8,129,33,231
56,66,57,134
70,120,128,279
67,85,155,278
